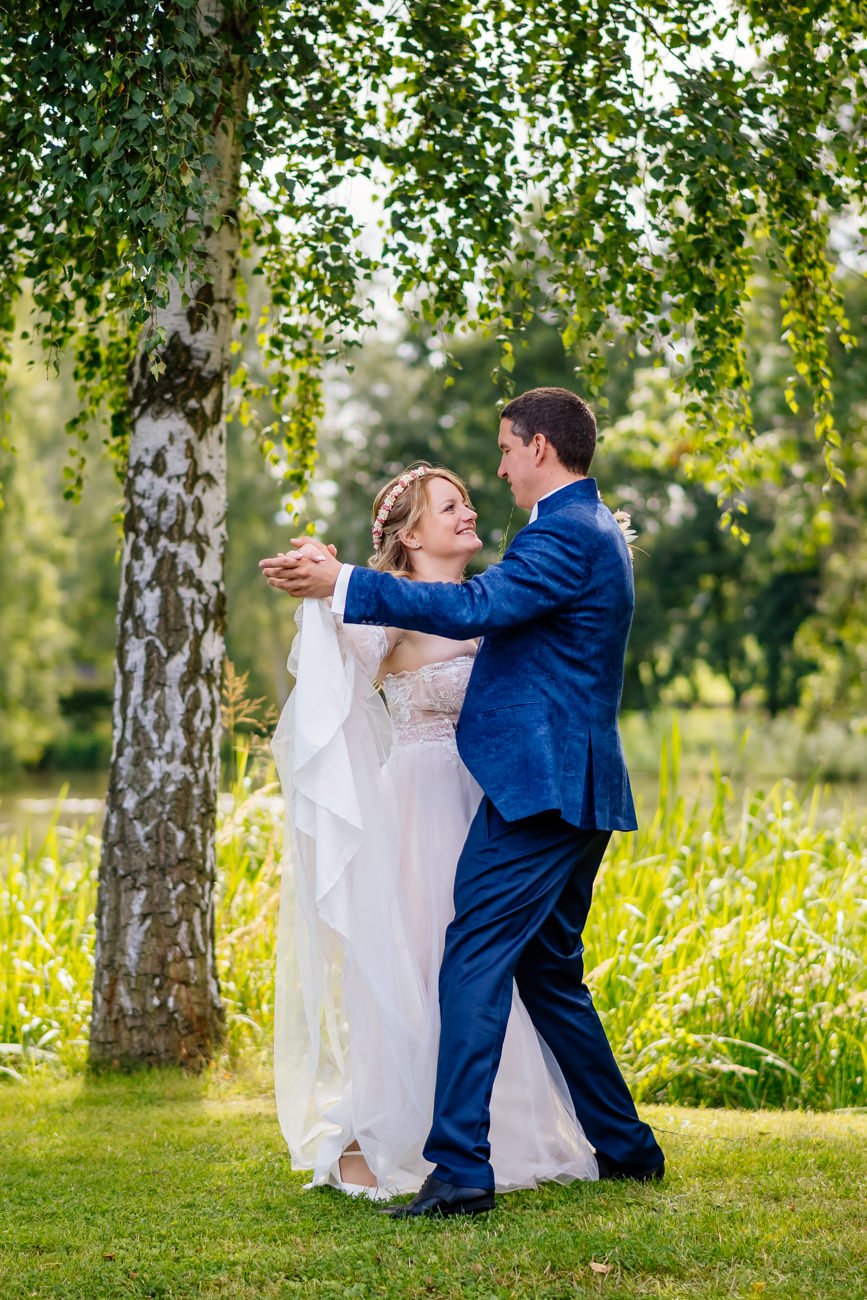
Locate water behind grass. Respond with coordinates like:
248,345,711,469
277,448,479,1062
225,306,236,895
4,707,865,837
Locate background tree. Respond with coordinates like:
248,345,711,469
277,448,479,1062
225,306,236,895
0,439,71,770
795,272,867,724
0,322,118,772
1,0,865,1066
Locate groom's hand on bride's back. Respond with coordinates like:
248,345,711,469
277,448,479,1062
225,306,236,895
259,538,342,599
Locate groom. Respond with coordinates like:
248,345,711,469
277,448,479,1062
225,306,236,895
261,387,665,1215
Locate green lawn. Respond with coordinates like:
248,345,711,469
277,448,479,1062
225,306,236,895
2,1073,865,1299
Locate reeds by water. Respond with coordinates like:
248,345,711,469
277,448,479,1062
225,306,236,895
2,728,864,1108
589,724,866,1108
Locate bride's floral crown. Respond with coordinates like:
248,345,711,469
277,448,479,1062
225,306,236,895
371,465,430,551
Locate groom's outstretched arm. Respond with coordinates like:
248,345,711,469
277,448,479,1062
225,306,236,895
342,523,589,639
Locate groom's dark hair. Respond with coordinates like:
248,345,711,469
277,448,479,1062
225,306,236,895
500,387,597,473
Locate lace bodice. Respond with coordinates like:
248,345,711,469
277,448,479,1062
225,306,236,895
382,656,474,748
335,617,474,749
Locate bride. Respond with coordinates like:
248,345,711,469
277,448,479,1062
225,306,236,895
271,463,598,1199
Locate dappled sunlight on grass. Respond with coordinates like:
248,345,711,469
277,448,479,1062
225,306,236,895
1,1079,865,1299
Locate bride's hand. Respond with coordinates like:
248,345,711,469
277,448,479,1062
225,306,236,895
294,539,338,563
259,538,341,598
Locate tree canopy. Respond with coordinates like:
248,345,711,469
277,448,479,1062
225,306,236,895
2,1,866,524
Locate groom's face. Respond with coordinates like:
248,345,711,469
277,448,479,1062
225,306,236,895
497,419,542,511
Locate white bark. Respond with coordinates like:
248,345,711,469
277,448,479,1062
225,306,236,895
90,3,247,1067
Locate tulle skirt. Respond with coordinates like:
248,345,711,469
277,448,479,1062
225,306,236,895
385,740,598,1191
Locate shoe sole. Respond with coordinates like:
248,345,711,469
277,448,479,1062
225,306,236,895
381,1197,495,1219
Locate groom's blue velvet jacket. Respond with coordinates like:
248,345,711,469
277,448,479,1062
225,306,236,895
343,477,637,831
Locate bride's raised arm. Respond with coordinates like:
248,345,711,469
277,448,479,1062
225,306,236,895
333,616,400,685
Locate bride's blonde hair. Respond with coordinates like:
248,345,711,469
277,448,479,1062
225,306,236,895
369,463,473,576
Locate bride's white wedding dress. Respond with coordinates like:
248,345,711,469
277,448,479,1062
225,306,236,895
272,598,597,1195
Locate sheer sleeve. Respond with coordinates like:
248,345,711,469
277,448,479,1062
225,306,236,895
271,598,429,1193
289,604,392,683
334,617,390,683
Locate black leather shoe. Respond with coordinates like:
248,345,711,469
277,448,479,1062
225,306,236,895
379,1173,495,1219
595,1152,666,1182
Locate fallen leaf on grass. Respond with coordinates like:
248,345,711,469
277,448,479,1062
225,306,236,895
590,1261,611,1275
102,1254,115,1262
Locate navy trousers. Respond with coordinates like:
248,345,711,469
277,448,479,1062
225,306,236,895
423,798,662,1189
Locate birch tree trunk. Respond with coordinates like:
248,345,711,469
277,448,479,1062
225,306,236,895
89,4,247,1069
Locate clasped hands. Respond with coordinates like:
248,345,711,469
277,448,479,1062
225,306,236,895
259,537,342,600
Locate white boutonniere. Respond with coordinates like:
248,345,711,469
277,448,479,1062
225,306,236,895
612,509,637,562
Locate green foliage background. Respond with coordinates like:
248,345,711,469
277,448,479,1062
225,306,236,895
2,2,866,772
2,257,866,773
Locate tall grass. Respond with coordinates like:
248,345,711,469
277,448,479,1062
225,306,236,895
0,803,98,1078
589,723,866,1108
2,727,865,1108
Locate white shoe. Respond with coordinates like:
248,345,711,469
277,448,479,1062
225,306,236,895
334,1178,392,1203
302,1177,392,1203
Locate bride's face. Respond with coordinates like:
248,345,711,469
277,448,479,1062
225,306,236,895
405,477,482,562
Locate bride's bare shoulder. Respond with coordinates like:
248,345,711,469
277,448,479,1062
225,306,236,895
380,629,476,678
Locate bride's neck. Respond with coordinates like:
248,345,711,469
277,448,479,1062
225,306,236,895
408,554,466,584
